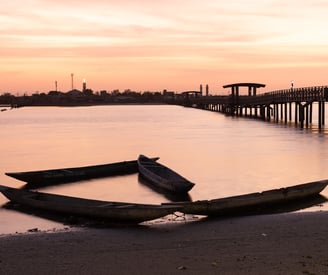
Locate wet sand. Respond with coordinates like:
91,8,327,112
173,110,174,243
0,211,328,275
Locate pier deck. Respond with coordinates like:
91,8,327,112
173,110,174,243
173,84,328,129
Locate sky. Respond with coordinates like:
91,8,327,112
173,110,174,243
1,0,328,95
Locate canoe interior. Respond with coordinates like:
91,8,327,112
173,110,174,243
138,155,195,193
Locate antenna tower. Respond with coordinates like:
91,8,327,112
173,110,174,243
71,73,74,90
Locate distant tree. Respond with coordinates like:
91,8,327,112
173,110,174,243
83,89,93,96
48,91,62,96
0,92,15,104
99,90,108,96
111,89,120,95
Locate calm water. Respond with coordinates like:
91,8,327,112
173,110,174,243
1,105,328,234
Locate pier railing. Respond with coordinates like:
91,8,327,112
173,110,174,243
241,86,327,105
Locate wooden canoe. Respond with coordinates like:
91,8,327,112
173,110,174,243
137,154,195,193
5,158,159,186
164,180,328,216
0,185,181,223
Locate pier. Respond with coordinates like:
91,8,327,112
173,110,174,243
174,83,328,129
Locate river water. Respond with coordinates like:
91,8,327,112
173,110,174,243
1,105,328,234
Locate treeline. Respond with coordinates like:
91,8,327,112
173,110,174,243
0,89,176,106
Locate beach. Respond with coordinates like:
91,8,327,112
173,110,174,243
0,211,327,275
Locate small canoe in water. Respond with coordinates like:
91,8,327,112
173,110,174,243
137,154,195,193
6,158,159,186
0,185,180,224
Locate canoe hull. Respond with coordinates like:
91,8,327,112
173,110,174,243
6,158,159,186
165,180,328,216
0,185,180,223
1,180,326,223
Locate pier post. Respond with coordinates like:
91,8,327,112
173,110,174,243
318,101,322,129
299,104,304,129
260,106,265,120
305,104,309,127
318,101,325,127
280,104,283,122
284,103,288,123
295,103,298,125
266,105,271,121
322,101,325,125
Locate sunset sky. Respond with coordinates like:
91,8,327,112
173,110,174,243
1,0,328,95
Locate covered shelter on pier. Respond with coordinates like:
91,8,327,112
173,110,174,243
223,83,266,97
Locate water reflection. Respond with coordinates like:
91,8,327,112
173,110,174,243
2,201,143,228
1,105,328,234
138,175,192,202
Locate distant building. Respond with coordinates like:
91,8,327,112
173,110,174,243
83,79,86,92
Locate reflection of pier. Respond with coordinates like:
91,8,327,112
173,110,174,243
174,83,328,129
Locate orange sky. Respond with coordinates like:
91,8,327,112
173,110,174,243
1,0,328,95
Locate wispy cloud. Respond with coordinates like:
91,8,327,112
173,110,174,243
1,0,328,92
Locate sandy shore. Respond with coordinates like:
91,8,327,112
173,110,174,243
0,211,328,275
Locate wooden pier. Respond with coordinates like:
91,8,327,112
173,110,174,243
173,83,328,129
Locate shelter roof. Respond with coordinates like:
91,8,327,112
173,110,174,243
223,83,266,88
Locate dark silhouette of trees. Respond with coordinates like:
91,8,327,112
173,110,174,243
0,89,175,106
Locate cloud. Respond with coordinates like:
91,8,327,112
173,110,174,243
1,0,328,92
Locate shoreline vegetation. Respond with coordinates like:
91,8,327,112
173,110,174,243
0,89,177,108
0,211,327,274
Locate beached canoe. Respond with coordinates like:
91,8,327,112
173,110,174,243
137,155,195,193
5,158,159,186
0,185,180,224
164,180,328,216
